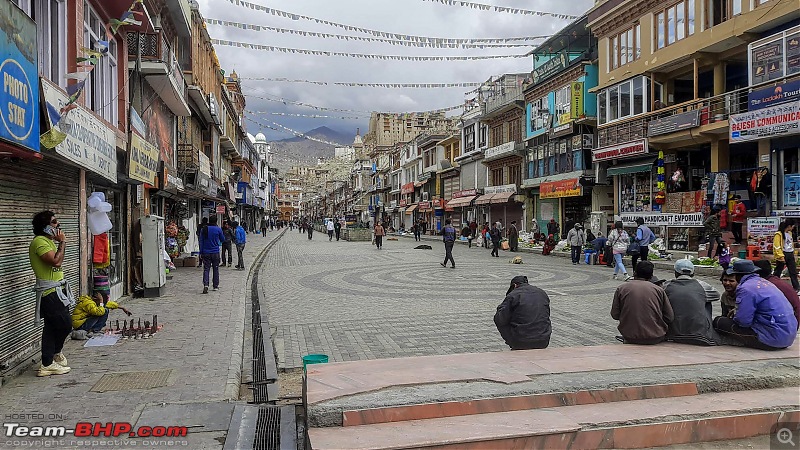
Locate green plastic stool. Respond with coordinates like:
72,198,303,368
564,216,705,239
302,354,329,372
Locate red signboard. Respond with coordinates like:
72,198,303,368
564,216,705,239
540,178,582,199
216,205,226,215
417,201,431,211
452,189,477,198
401,182,415,194
592,139,648,161
399,199,407,207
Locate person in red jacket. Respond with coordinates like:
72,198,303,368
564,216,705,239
731,195,746,245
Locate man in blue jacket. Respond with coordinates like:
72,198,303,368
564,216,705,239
713,260,798,350
201,216,225,294
234,221,247,270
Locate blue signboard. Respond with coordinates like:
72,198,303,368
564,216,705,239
748,79,800,110
0,0,39,152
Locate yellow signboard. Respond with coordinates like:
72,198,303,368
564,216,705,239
570,82,584,119
129,133,160,184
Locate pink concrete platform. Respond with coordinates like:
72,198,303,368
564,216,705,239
308,387,800,450
306,341,800,405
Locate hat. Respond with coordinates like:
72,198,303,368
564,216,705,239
506,275,529,296
727,259,759,275
575,223,582,228
649,275,666,286
674,259,695,275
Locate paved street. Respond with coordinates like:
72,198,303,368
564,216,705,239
262,231,725,369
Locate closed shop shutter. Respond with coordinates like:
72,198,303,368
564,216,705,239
443,177,458,200
460,161,476,190
0,158,80,372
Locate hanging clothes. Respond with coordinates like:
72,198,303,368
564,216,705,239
713,172,730,206
93,233,110,268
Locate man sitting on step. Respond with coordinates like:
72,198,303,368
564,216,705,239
611,261,674,345
662,260,721,346
494,276,551,350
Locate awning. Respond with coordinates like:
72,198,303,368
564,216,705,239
607,158,657,176
475,194,495,205
446,195,478,208
405,204,418,214
490,191,516,204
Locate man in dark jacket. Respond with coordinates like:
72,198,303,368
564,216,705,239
663,260,721,345
611,261,674,344
494,276,551,350
334,220,342,241
546,219,560,240
507,221,519,252
489,223,502,257
221,221,235,267
440,219,456,268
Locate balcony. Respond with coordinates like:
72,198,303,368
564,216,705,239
598,86,749,148
127,31,190,116
484,88,524,118
176,143,200,174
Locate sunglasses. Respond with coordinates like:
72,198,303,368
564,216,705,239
50,219,59,224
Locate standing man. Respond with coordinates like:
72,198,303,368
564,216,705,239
469,220,478,246
307,220,314,240
334,220,342,241
30,211,73,376
221,221,234,267
260,216,268,237
547,219,560,241
611,261,674,345
704,208,723,258
234,220,247,270
197,217,208,267
494,276,551,350
461,223,473,248
201,216,225,293
632,217,655,272
566,223,586,265
490,222,502,257
507,221,519,252
441,219,456,268
327,219,335,241
413,220,421,242
374,221,385,249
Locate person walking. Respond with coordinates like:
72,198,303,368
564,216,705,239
197,217,208,267
507,221,519,252
632,217,655,272
327,220,335,241
412,220,421,241
566,223,586,265
773,220,800,290
30,211,73,376
482,223,491,249
220,221,234,267
731,195,746,245
374,221,385,249
260,216,268,237
200,216,225,293
307,220,313,240
334,220,342,241
608,221,631,280
490,223,502,257
441,219,457,268
704,208,723,258
494,276,551,350
234,220,247,270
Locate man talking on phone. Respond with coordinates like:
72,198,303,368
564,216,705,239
29,211,73,376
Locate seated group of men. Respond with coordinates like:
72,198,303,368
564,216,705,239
493,260,799,351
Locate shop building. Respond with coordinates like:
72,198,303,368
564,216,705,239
451,102,489,224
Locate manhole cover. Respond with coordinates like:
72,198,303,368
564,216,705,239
90,369,174,392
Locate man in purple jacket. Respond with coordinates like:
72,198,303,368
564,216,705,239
713,260,798,350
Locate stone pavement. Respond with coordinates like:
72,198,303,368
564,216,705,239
0,229,283,449
261,230,726,369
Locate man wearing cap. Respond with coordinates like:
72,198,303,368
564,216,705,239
611,261,674,345
663,260,721,346
731,195,746,245
753,260,800,330
494,276,551,350
713,260,798,350
566,223,586,265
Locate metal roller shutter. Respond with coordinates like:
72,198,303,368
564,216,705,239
0,158,81,372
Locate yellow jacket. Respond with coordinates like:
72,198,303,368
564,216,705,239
773,231,797,261
71,295,119,329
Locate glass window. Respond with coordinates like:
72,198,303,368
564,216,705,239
84,1,118,124
667,6,676,45
555,86,570,121
626,29,634,63
635,24,641,59
732,0,740,16
633,77,644,115
688,0,695,34
612,35,619,69
620,81,631,117
598,91,606,125
609,86,619,121
677,4,685,40
656,12,665,49
530,96,550,132
620,32,628,66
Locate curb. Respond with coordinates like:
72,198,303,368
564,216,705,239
223,228,287,400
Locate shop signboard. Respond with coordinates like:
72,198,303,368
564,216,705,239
452,189,477,198
748,79,800,110
571,134,593,150
41,78,117,182
729,101,800,142
647,110,700,137
570,82,584,119
345,214,358,227
747,217,779,252
549,122,573,139
399,198,407,207
401,182,415,194
592,139,648,162
540,178,581,199
0,0,38,152
199,151,211,176
749,26,800,85
620,212,703,227
784,174,800,207
128,133,159,184
417,201,431,211
484,141,516,159
532,52,568,84
484,184,517,194
216,205,226,215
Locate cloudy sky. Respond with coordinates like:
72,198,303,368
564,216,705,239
197,0,594,142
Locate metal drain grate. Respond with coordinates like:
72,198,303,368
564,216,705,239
90,369,174,392
253,405,281,450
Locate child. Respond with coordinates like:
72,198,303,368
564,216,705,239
716,241,731,272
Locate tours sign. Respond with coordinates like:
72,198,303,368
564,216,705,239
0,0,39,152
128,133,159,184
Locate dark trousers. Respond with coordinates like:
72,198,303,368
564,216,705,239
79,310,109,333
632,246,649,272
774,253,800,290
221,242,232,265
203,253,220,288
443,242,455,267
732,222,743,244
707,236,723,258
261,227,267,236
236,243,246,269
375,235,383,249
40,292,71,366
328,230,334,241
335,230,340,241
713,316,784,350
570,246,581,264
495,323,549,350
509,238,518,252
468,238,473,248
307,229,313,240
414,231,421,241
491,241,500,257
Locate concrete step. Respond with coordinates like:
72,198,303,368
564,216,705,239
308,387,800,450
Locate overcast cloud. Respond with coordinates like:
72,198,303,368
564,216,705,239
197,0,594,142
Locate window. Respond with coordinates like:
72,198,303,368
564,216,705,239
478,125,488,148
491,124,504,146
84,1,118,125
491,168,504,186
508,164,521,186
13,0,67,86
707,0,740,27
509,119,522,143
655,0,694,49
463,124,475,151
554,86,570,122
529,95,550,133
598,90,607,125
597,76,664,124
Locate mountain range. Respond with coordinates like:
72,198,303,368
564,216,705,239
268,126,356,173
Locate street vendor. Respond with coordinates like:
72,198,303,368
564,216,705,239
71,292,132,338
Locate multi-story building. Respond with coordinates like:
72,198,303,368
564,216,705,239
588,0,798,250
451,98,490,225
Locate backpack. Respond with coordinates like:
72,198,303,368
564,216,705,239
443,226,456,242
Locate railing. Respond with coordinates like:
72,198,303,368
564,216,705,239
598,86,750,147
127,31,186,95
485,88,524,115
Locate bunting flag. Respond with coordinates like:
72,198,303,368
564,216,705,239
242,90,465,115
40,0,144,149
211,39,527,60
247,109,368,119
245,117,348,146
224,0,552,43
239,77,483,88
205,18,545,48
419,0,578,19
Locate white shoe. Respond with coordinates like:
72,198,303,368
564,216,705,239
613,274,618,280
54,352,68,367
38,362,70,376
624,274,632,281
